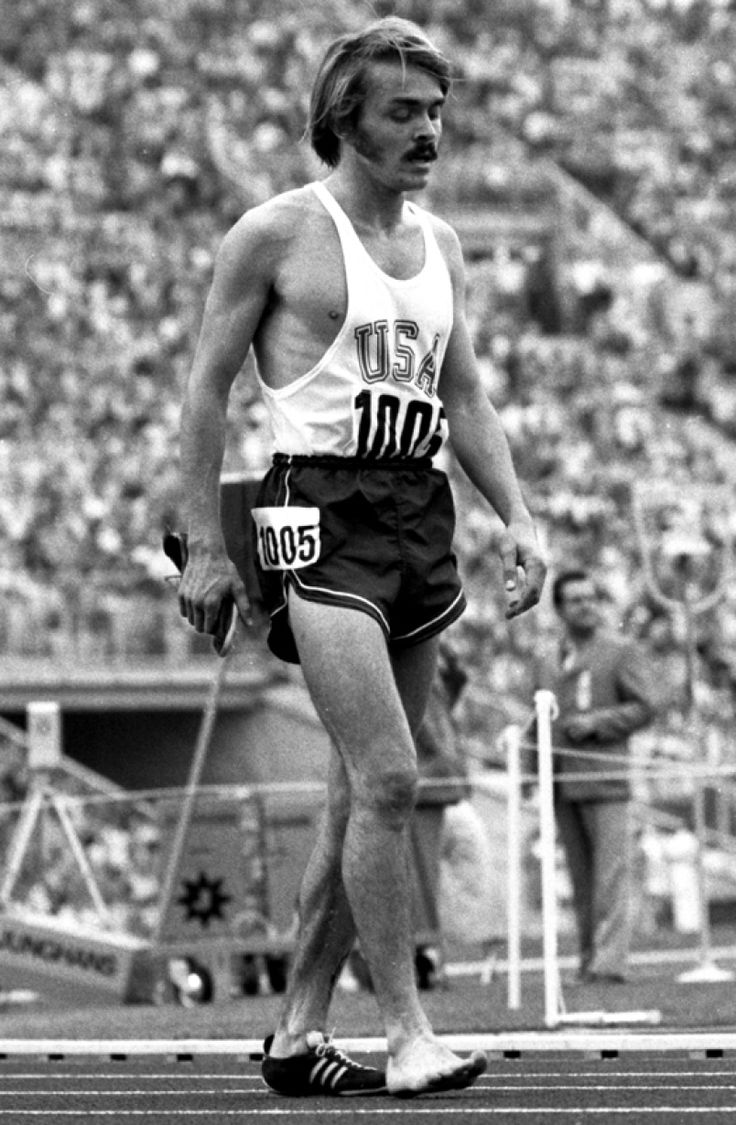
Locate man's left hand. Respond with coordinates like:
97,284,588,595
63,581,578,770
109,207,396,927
499,519,547,619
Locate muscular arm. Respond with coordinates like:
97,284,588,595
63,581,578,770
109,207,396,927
178,210,279,638
436,223,546,617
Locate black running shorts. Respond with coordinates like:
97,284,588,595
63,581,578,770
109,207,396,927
251,455,466,664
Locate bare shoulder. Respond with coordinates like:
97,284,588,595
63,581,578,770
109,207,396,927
216,185,321,276
423,209,465,278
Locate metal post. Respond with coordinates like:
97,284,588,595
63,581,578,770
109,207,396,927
154,609,239,943
504,725,522,1010
678,598,733,984
0,787,45,905
53,795,112,925
535,690,561,1029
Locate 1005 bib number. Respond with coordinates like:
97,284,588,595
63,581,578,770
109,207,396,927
353,390,446,459
252,506,321,572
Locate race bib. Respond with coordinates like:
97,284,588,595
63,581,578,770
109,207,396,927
251,506,321,572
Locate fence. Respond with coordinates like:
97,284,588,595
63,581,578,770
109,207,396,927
504,691,736,1028
1,692,736,1011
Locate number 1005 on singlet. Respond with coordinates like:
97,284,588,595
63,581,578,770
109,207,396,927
354,390,446,460
252,507,321,571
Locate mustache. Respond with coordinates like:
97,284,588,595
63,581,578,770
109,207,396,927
406,143,438,161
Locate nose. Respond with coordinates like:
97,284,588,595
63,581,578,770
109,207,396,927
415,110,440,142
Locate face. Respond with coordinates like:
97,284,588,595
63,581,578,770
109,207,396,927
557,578,599,636
344,60,445,191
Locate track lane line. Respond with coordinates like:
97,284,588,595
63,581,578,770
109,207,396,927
4,1031,736,1056
5,1107,736,1117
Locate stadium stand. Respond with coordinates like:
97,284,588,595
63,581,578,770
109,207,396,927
2,0,736,950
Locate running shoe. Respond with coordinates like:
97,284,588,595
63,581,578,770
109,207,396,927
261,1031,387,1097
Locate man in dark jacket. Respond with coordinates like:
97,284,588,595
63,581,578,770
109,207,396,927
537,569,657,982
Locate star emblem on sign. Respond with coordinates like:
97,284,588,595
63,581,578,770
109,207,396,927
176,871,233,927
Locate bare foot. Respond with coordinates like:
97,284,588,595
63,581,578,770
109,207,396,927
387,1033,487,1098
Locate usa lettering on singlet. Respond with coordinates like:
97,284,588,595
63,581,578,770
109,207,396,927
255,180,454,460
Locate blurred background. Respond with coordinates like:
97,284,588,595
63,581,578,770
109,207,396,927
2,0,736,1001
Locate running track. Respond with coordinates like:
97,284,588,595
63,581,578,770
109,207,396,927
2,1041,736,1123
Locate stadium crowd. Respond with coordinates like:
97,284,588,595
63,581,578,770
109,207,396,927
2,0,736,931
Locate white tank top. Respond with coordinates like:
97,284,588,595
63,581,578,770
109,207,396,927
256,180,454,459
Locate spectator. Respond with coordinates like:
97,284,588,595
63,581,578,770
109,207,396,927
532,567,658,982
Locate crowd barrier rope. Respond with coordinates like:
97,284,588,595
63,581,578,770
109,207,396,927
2,686,736,1014
502,690,736,1027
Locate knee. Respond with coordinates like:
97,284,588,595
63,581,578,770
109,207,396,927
355,762,418,825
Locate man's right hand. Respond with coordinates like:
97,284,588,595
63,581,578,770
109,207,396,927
563,714,599,744
177,542,252,652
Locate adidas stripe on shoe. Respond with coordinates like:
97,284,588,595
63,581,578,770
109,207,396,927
261,1031,387,1097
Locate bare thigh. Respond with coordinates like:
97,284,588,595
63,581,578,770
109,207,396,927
287,592,440,788
390,636,442,738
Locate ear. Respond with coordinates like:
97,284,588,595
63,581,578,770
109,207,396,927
333,100,362,145
333,116,354,146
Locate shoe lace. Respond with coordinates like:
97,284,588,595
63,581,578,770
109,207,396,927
315,1033,371,1071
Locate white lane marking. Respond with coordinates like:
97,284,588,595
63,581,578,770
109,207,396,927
2,1070,734,1080
5,1033,736,1055
5,1083,736,1096
4,1107,736,1117
0,1074,262,1081
0,1089,257,1097
489,1084,736,1091
3,1074,736,1094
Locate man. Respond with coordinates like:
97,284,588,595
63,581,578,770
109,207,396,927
178,17,546,1097
537,569,656,983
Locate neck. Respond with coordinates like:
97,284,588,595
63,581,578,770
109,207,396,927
323,163,407,232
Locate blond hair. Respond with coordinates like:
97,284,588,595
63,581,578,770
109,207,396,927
307,17,451,168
